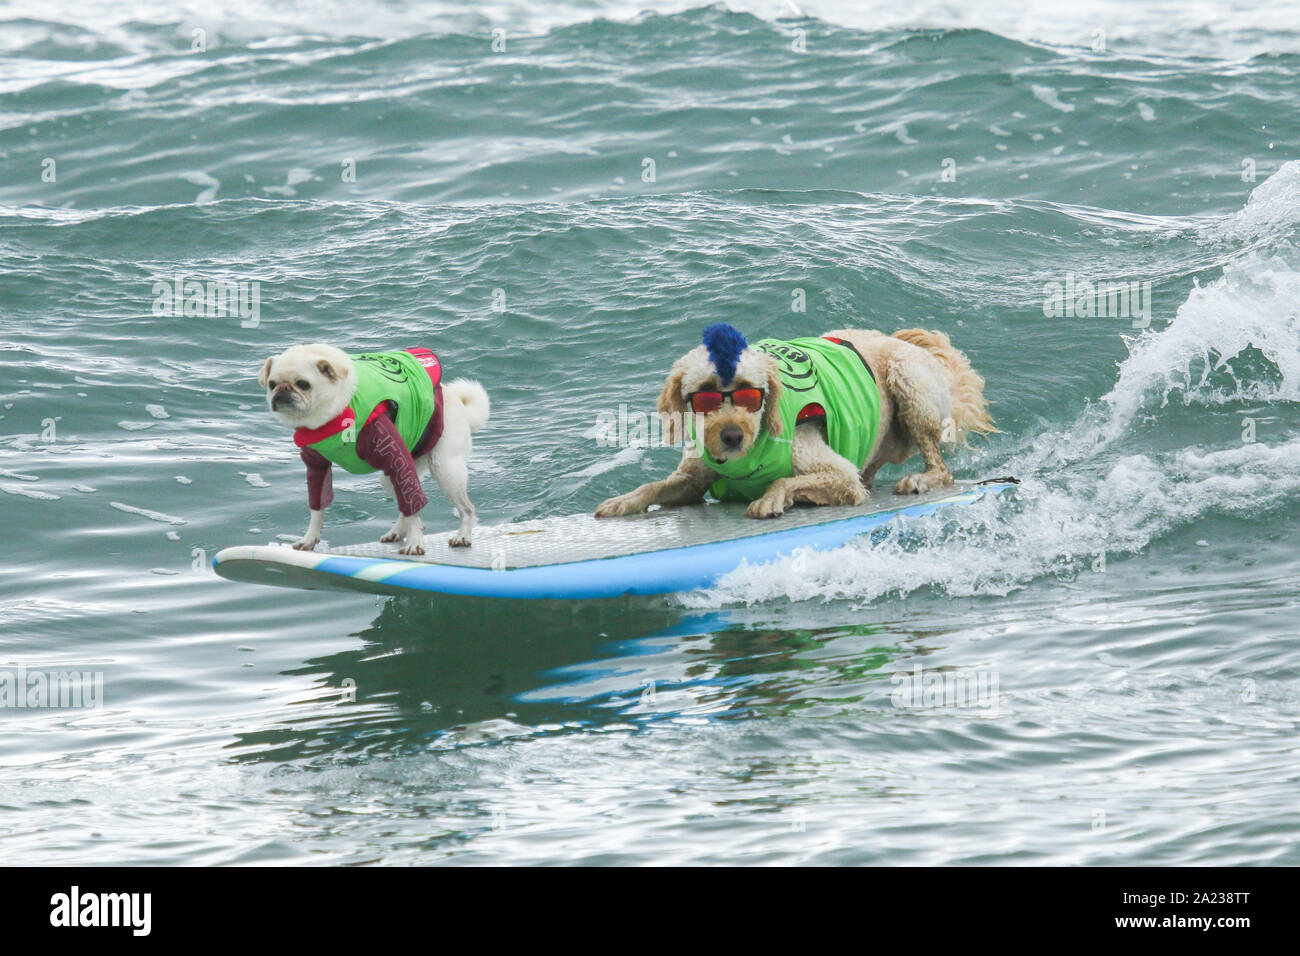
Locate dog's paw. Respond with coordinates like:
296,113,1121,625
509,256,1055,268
448,535,472,548
893,472,952,495
746,496,786,519
382,515,422,545
595,495,643,518
398,543,426,556
292,538,319,551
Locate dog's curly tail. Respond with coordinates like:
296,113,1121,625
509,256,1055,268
891,328,998,441
444,379,490,433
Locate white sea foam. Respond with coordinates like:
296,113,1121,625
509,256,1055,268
110,501,187,525
263,168,322,197
1223,159,1300,241
2,484,59,501
5,0,1300,59
691,433,1300,608
179,171,219,204
1031,85,1075,113
570,443,644,479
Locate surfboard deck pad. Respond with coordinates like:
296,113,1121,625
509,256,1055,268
214,478,1018,599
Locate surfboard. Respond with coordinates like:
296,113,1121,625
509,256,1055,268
212,478,1018,600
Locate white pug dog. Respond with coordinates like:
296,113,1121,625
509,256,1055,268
259,343,489,554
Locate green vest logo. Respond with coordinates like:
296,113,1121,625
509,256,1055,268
357,353,409,385
759,342,816,391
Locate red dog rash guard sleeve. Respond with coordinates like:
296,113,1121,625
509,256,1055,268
299,414,428,516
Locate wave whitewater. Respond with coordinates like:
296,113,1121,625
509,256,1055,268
695,163,1300,607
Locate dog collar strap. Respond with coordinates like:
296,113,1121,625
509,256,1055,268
293,403,387,448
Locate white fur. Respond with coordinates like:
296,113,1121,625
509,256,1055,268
260,344,489,552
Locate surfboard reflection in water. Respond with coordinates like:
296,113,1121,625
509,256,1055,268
226,598,920,763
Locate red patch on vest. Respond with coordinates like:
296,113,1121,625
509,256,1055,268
405,347,442,389
406,347,444,454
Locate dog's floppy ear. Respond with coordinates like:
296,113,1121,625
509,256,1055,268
258,358,273,389
316,358,344,382
762,353,784,437
657,360,689,446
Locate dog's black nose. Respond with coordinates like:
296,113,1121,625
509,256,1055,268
271,389,295,409
720,426,743,449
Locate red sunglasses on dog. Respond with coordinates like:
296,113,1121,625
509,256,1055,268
689,387,765,414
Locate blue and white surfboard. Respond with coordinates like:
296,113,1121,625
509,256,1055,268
213,479,1018,600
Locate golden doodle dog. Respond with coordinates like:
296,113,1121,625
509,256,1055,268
595,323,994,520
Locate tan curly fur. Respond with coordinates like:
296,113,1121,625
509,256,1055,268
596,327,995,519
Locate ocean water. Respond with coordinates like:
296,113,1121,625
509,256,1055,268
3,0,1300,865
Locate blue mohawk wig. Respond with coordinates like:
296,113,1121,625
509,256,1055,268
702,323,748,386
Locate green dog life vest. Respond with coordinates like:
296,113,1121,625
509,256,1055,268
293,349,441,475
689,336,881,502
